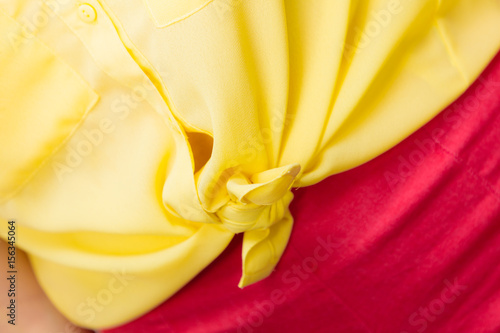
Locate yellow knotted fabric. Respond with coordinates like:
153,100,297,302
1,0,500,329
214,164,300,287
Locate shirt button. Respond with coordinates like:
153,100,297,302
78,4,97,23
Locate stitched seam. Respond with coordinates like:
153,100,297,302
144,0,214,29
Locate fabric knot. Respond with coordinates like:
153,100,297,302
215,164,301,234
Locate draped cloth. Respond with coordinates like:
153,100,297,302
1,0,500,329
103,49,500,333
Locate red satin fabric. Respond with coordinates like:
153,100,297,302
103,51,500,333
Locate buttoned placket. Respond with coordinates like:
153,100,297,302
54,1,303,288
45,0,183,136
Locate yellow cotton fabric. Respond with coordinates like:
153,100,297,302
1,0,500,329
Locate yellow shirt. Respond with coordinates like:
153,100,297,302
1,0,500,329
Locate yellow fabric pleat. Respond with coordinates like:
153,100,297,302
1,0,500,329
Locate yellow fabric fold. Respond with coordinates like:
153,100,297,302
212,164,299,287
1,0,500,329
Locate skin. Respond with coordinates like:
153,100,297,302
0,239,95,333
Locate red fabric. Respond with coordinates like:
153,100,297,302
103,52,500,333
